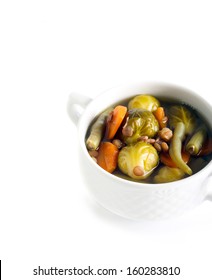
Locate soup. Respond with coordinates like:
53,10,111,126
85,95,212,183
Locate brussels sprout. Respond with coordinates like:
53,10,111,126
118,142,159,180
122,110,159,144
169,105,196,135
128,95,160,112
169,105,197,175
154,166,185,183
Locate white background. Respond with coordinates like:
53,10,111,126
0,0,212,279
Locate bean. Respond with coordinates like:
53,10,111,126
122,126,134,137
159,127,173,141
154,142,162,152
112,139,123,149
133,166,144,176
161,142,169,152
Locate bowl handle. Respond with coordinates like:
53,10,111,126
205,172,212,201
67,92,92,125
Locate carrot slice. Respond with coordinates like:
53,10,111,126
106,105,127,140
198,138,212,156
160,151,190,168
97,142,119,173
153,107,166,129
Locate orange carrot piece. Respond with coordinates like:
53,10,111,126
106,105,127,139
198,138,212,156
97,142,119,173
160,151,190,168
153,107,166,129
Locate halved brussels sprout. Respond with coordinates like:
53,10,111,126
169,105,196,135
122,109,159,144
128,95,160,112
154,166,185,183
118,142,159,180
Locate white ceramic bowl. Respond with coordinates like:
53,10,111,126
68,82,212,220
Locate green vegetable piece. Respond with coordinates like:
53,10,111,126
154,166,185,183
186,126,207,155
169,105,196,175
169,122,192,175
118,142,159,180
128,95,160,112
86,108,113,150
169,105,196,135
122,109,159,144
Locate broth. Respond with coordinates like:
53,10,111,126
85,96,212,184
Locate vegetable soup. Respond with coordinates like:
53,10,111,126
85,95,212,183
